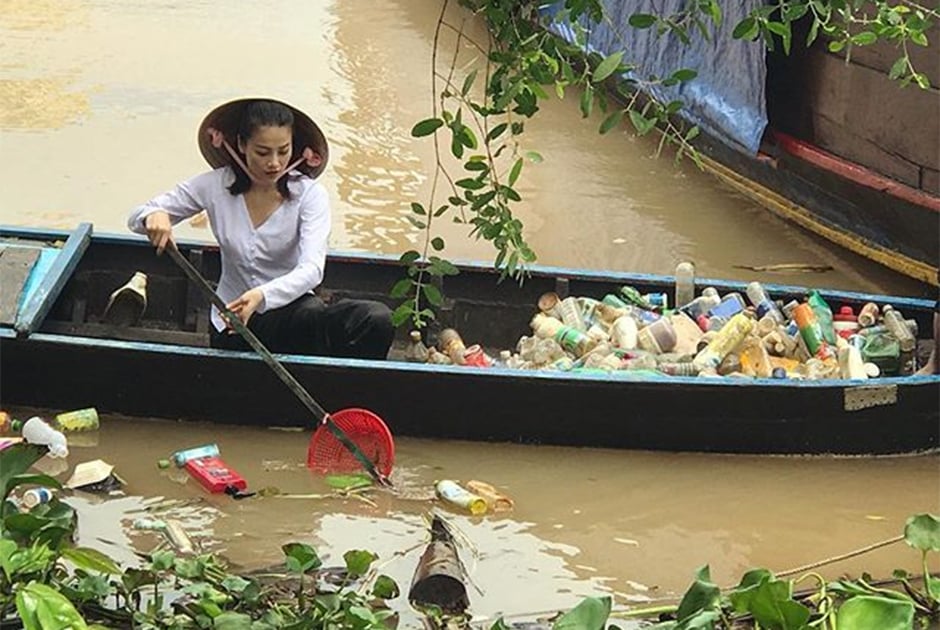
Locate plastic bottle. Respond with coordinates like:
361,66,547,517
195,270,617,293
807,291,838,345
658,361,700,376
668,311,704,355
674,262,696,308
881,305,916,352
0,411,12,435
54,408,100,432
435,480,486,515
832,306,860,339
857,302,880,327
172,443,220,467
554,326,597,358
438,328,468,365
746,282,785,325
21,417,68,458
537,292,561,317
792,304,832,359
643,292,669,310
619,286,659,311
404,331,429,363
740,338,773,378
706,292,747,321
557,297,585,331
465,480,514,511
692,313,755,371
22,488,53,508
577,297,601,328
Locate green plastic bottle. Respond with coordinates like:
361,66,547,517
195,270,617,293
807,291,837,345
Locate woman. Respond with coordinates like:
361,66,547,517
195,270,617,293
128,98,394,359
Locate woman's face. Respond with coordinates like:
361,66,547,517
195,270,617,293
239,125,293,184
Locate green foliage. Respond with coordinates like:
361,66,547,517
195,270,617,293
552,596,611,629
835,596,914,630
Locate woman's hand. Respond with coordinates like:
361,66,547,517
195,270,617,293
144,211,174,254
226,288,265,328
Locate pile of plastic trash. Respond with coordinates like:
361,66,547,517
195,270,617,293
405,263,922,380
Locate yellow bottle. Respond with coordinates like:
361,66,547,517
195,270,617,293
436,480,486,515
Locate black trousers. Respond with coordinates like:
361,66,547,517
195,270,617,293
210,294,394,360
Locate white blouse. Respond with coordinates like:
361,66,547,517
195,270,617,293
128,167,331,332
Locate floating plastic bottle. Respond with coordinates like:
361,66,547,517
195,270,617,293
172,443,220,467
746,282,785,325
674,262,696,308
465,480,514,511
692,313,755,371
881,305,916,352
54,408,100,432
404,331,430,363
435,480,486,515
21,417,68,458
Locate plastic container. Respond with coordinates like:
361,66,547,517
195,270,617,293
22,488,53,508
404,331,429,363
692,313,755,371
740,338,773,378
21,417,68,458
706,292,747,321
746,282,785,324
857,302,880,327
637,317,677,354
674,262,696,308
537,292,561,317
184,456,247,494
668,312,704,356
435,480,486,515
54,408,100,432
681,287,720,320
861,332,900,375
832,306,860,339
577,297,601,328
837,341,868,380
881,305,916,352
643,292,669,310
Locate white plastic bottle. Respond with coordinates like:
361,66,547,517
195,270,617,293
21,417,69,458
881,305,916,352
674,262,696,308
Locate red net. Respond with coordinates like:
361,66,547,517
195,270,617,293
306,408,394,477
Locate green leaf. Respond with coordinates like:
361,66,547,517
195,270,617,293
422,283,444,306
407,216,427,229
455,177,485,190
508,158,524,186
62,547,120,575
904,513,940,551
835,596,914,630
593,51,623,82
433,205,448,217
733,16,759,40
214,612,253,630
486,123,508,142
552,596,611,629
220,576,252,595
670,68,698,83
628,110,655,135
580,84,594,118
461,69,477,96
914,72,930,89
911,31,928,47
410,202,425,215
850,31,877,46
390,303,413,327
390,278,412,299
888,56,907,80
676,565,720,621
431,237,445,251
343,549,377,578
372,574,400,599
628,13,657,29
18,582,88,630
282,542,321,574
829,39,847,53
325,473,372,490
806,18,820,46
526,150,543,163
599,110,624,134
412,118,443,137
399,250,420,265
0,444,48,510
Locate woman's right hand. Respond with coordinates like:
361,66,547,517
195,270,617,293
144,211,173,254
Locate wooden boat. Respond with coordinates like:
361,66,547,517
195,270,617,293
1,224,938,456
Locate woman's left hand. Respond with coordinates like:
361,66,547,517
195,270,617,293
226,288,265,327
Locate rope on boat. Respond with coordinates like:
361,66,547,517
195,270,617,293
775,534,904,578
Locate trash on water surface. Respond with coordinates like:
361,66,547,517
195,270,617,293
54,407,100,432
66,459,124,491
435,480,487,516
465,480,514,512
325,473,373,491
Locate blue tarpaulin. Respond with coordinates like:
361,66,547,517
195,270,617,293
547,1,768,154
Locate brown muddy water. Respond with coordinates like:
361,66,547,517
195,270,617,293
1,0,939,622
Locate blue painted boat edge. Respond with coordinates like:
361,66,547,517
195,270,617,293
2,328,937,387
13,223,93,337
2,224,934,310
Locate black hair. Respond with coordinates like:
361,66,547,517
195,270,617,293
227,100,295,198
